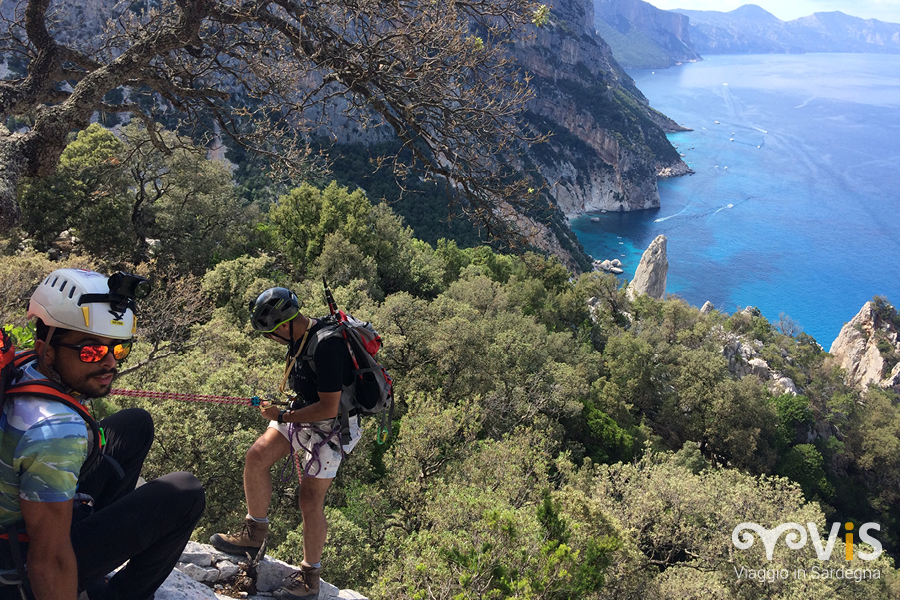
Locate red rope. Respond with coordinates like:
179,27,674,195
109,388,256,406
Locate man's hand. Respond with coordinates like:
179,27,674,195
20,498,77,600
260,400,280,421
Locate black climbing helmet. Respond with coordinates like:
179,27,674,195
249,287,300,332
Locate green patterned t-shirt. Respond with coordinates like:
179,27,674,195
0,363,89,529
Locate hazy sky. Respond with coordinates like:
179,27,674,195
643,1,900,23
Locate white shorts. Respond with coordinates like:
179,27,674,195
268,417,361,479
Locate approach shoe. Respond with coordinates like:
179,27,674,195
209,516,268,558
273,563,321,600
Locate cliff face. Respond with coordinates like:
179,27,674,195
593,0,702,68
513,0,690,220
830,300,900,393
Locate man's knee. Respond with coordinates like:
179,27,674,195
245,431,289,470
155,471,206,523
298,478,331,514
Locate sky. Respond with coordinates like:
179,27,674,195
643,0,900,23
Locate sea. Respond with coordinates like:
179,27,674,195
570,53,900,347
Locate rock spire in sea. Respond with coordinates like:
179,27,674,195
628,235,668,300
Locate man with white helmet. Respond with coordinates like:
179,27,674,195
0,269,205,600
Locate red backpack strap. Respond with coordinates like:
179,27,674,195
6,381,94,423
12,350,37,370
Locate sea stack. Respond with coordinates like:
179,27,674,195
628,235,668,300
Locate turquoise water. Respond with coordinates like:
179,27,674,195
570,54,900,346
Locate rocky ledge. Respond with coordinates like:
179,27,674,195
152,542,368,600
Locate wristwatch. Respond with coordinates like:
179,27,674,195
277,410,287,424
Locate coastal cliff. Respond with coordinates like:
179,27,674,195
593,0,701,68
830,299,900,393
513,0,691,220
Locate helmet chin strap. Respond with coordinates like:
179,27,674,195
37,325,63,384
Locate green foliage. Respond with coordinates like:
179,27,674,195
267,181,446,299
776,444,835,501
324,140,486,250
772,393,813,450
2,322,34,349
0,252,96,326
872,295,900,329
200,254,281,327
15,123,254,271
17,124,129,256
570,449,898,599
725,307,775,344
577,403,640,464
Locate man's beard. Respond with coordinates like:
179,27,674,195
57,365,118,399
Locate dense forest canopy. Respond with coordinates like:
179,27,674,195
2,121,900,597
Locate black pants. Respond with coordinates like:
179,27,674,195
2,408,206,600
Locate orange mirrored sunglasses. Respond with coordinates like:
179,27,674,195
57,341,132,363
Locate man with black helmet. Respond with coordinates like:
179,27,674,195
210,287,361,600
0,269,206,600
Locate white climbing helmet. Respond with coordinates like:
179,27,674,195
27,269,149,338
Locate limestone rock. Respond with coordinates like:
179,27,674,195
628,235,668,300
177,562,220,583
885,362,900,390
180,542,214,567
700,301,715,315
216,560,241,580
769,374,799,396
157,569,220,600
256,555,300,593
829,301,900,391
748,358,770,380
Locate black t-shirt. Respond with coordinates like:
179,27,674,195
288,319,355,407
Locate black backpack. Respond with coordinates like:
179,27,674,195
302,310,395,445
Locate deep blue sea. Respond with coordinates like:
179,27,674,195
570,54,900,346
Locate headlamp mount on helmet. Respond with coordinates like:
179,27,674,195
78,271,151,319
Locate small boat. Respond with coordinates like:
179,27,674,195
590,217,600,222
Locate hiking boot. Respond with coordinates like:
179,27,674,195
273,564,321,600
209,517,268,558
